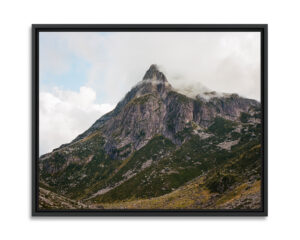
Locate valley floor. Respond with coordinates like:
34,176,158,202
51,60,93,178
39,177,261,210
96,179,261,210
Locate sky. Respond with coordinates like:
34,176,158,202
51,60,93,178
39,31,261,155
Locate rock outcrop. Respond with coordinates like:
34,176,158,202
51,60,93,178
39,65,262,210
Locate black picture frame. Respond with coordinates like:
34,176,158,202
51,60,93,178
32,24,268,217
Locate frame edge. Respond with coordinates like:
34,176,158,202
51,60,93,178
31,24,268,217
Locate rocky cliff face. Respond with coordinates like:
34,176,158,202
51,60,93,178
44,65,258,160
39,65,262,209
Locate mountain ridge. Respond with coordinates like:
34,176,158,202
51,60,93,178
39,65,262,210
42,64,259,157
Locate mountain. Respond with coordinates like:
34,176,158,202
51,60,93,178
39,64,262,210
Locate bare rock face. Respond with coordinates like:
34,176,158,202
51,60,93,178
38,65,262,210
40,64,260,174
143,64,168,82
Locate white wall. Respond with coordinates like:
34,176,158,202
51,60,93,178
0,0,299,239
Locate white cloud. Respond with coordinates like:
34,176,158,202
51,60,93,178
39,86,115,155
95,32,260,101
39,32,261,155
40,32,261,103
39,33,72,75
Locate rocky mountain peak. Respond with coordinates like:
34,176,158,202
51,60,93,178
143,64,168,82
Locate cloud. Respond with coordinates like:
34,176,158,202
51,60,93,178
95,32,260,101
40,32,106,74
40,32,261,103
39,32,261,154
39,86,115,155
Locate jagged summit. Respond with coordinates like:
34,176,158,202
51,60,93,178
39,64,262,210
143,64,167,82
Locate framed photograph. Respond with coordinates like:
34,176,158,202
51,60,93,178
32,24,267,216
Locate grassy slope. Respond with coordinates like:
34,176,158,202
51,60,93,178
40,115,262,210
95,141,262,210
40,132,124,200
98,179,261,210
90,117,262,205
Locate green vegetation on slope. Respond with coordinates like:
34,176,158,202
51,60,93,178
208,117,237,136
40,132,123,200
89,135,176,201
94,139,262,209
90,121,261,205
240,112,251,123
